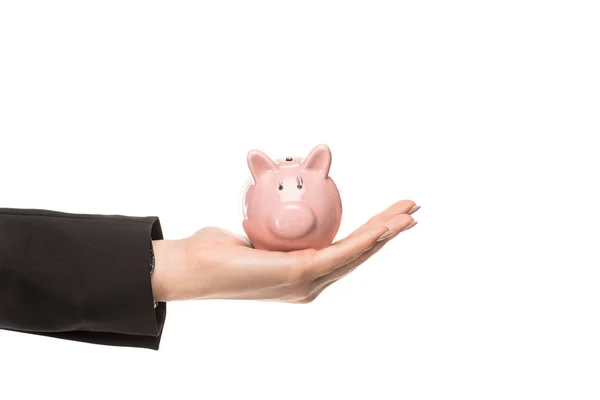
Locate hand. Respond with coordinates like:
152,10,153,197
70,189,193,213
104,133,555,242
151,200,419,303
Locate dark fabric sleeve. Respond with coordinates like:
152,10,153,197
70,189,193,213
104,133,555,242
0,208,167,350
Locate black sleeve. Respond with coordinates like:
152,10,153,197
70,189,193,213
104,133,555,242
0,208,167,350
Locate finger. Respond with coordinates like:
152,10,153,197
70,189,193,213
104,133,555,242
311,213,414,277
366,200,419,224
332,200,418,245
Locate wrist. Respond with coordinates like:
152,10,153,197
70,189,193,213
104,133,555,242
151,238,187,302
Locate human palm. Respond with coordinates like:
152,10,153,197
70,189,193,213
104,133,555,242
151,200,419,303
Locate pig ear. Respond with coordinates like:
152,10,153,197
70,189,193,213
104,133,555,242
302,144,332,177
247,149,278,182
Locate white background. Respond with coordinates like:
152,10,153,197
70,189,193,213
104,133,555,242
1,1,599,399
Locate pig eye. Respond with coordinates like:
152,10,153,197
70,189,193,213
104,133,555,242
278,182,283,190
296,176,303,189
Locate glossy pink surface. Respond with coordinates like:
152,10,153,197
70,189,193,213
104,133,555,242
242,144,343,251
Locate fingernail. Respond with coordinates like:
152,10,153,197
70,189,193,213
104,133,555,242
408,205,420,215
376,231,394,242
400,221,418,232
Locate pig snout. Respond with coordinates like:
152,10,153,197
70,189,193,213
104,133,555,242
268,203,316,240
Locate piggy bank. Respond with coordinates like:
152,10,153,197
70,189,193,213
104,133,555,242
241,144,343,251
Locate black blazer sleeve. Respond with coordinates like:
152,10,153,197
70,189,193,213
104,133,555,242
0,208,167,350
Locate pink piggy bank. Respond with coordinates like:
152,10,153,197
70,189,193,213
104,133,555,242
242,144,343,251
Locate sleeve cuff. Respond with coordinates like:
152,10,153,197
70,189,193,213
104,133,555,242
0,208,168,350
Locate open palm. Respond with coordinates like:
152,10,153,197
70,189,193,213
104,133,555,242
151,200,419,303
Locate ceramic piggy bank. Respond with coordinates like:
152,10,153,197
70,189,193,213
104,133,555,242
241,144,343,251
